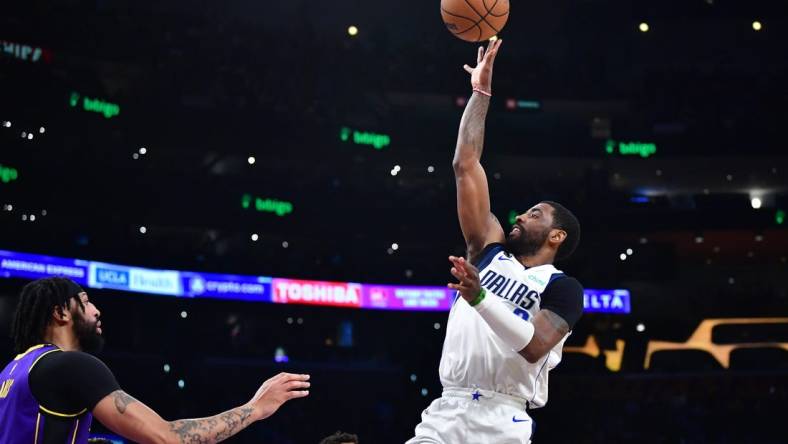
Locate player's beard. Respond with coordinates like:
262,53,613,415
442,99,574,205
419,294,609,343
73,314,104,354
505,225,550,257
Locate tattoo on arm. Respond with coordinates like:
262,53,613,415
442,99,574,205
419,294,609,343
112,390,138,414
520,309,570,362
168,405,255,444
456,93,491,161
531,310,570,350
541,309,570,337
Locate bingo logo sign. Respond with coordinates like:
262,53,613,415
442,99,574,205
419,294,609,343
271,278,362,308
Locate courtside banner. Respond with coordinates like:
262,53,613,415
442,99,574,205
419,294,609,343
181,272,272,302
362,285,452,311
0,249,631,313
0,250,88,285
271,278,363,308
89,262,181,296
583,289,631,314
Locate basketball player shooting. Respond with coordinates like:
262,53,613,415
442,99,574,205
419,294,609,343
408,40,584,444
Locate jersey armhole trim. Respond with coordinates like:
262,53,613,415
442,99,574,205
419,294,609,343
28,349,61,374
14,344,50,361
29,349,90,417
39,404,87,418
472,243,504,270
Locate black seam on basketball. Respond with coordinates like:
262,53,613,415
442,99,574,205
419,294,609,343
481,0,504,30
441,7,486,36
488,0,509,17
459,0,502,34
451,20,482,42
483,0,508,18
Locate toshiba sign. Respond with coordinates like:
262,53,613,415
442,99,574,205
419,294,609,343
271,278,362,308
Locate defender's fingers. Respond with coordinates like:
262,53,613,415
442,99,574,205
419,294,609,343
287,390,309,399
488,39,503,61
286,381,311,390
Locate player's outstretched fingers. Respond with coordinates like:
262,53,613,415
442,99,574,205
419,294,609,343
286,380,311,391
463,64,474,74
288,389,309,399
449,255,465,266
449,256,468,273
282,373,309,381
485,39,502,63
448,283,468,292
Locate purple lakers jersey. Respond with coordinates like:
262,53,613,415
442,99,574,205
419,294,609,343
0,344,93,444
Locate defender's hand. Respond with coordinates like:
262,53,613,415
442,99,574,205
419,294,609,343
463,39,503,95
448,256,482,303
248,372,310,421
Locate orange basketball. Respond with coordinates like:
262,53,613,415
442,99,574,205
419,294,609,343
440,0,509,42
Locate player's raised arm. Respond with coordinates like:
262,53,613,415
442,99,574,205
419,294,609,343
453,39,506,260
93,372,309,444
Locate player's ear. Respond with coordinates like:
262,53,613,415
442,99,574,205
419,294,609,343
52,305,69,323
549,228,566,246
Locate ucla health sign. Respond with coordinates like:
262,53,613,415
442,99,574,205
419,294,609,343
0,249,630,313
89,262,180,296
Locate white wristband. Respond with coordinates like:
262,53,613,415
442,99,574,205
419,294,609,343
474,295,535,352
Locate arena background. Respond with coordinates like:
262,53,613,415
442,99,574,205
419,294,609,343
1,1,787,442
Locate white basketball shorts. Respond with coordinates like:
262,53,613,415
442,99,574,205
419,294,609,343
406,387,534,444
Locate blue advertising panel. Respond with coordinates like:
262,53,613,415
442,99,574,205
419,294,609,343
0,249,631,313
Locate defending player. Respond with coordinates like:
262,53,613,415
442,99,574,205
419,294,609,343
0,277,310,444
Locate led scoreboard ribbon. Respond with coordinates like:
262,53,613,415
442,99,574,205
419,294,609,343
0,249,630,313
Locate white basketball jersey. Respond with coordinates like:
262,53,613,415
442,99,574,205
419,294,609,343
439,244,570,408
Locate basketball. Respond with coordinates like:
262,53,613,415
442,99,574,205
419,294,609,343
440,0,509,42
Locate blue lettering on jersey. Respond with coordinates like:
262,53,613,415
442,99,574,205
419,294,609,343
513,308,531,320
479,269,541,312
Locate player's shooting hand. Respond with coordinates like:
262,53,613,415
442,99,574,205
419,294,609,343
463,39,502,95
448,255,482,303
248,372,310,421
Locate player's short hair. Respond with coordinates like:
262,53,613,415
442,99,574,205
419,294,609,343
11,277,85,353
319,431,360,444
541,200,580,261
